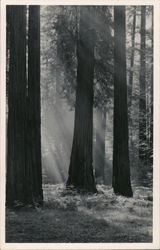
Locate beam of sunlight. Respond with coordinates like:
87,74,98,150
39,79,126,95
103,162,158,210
41,96,74,184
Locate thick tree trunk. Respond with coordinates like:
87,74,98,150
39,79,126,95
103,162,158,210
95,108,106,183
128,6,136,108
66,7,97,193
113,6,133,197
6,6,27,206
139,6,147,164
26,6,43,204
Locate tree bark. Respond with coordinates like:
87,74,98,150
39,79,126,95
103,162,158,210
26,6,43,204
113,6,133,197
95,108,106,183
6,6,27,206
66,7,97,193
139,6,147,164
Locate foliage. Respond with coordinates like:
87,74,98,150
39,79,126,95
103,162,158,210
41,6,114,110
43,183,152,210
126,6,153,176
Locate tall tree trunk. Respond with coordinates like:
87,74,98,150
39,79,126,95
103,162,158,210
128,7,137,168
113,6,133,197
95,108,106,183
139,6,147,164
26,6,43,204
128,6,136,108
66,7,97,193
6,6,27,206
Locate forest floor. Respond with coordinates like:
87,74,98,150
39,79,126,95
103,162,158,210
6,183,152,243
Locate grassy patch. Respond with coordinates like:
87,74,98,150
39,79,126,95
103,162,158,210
6,184,152,243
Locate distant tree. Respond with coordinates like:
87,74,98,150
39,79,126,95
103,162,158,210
146,6,153,167
26,5,43,204
6,6,27,206
112,6,133,197
128,6,136,108
126,6,139,174
66,7,97,192
93,7,113,183
125,6,153,185
139,6,147,164
95,108,106,183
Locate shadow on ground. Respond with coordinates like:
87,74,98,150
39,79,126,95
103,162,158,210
6,184,152,243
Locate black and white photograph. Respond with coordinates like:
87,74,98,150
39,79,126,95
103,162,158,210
0,0,160,249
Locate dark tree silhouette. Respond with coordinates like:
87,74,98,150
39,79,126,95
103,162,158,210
6,6,27,206
139,6,147,164
6,6,43,206
26,5,43,204
66,7,97,193
112,6,133,197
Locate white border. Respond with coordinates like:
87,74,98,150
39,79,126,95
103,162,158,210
0,0,156,5
0,0,160,249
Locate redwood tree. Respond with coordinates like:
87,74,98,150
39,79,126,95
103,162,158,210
66,7,97,193
6,6,27,206
139,6,147,164
112,6,133,197
6,6,43,206
26,5,43,204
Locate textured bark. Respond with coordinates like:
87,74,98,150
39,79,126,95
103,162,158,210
139,6,147,164
67,7,97,193
128,6,136,108
95,108,106,183
6,6,27,206
27,6,43,204
113,6,133,197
